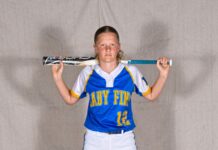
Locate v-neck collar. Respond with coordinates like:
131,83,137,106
94,63,124,80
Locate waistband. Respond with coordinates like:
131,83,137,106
86,129,133,135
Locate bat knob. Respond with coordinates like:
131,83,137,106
169,59,173,66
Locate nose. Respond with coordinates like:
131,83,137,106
105,45,111,51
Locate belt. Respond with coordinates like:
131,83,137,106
107,130,125,134
86,129,132,135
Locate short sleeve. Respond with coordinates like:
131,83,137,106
125,65,151,97
70,66,93,99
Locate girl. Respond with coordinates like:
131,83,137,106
52,26,170,150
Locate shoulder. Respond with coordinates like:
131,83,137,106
123,64,142,76
80,65,94,74
122,64,142,82
78,65,95,79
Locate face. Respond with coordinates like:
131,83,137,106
94,32,120,63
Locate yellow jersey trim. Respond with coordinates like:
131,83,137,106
142,87,151,97
124,66,135,82
70,90,80,99
84,70,94,92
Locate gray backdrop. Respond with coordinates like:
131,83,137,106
0,0,217,150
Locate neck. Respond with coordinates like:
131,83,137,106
99,61,119,74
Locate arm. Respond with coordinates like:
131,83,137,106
52,62,79,105
144,57,170,101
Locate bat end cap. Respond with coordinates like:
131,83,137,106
169,59,173,66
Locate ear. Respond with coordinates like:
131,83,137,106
93,43,98,54
117,42,121,51
94,43,98,49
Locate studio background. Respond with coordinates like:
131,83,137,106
0,0,217,150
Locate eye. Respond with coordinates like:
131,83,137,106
99,44,105,48
110,43,116,48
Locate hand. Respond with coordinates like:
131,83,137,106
157,57,170,78
52,62,64,81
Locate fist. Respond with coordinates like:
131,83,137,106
157,57,170,78
52,62,64,80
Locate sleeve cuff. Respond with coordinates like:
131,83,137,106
142,87,151,97
70,90,80,99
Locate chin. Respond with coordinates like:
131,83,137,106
99,56,117,63
102,58,117,63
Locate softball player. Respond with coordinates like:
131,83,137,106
52,26,170,150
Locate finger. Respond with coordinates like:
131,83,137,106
163,57,169,65
157,58,163,66
60,61,64,69
157,59,162,70
60,61,64,67
51,64,58,73
160,57,169,66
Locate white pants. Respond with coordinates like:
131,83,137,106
83,129,137,150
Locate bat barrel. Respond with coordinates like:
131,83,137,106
42,56,48,65
42,56,97,66
42,56,47,65
42,56,62,65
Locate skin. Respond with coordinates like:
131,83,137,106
145,57,170,100
94,32,121,73
52,32,170,104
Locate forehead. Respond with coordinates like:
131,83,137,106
96,32,119,42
